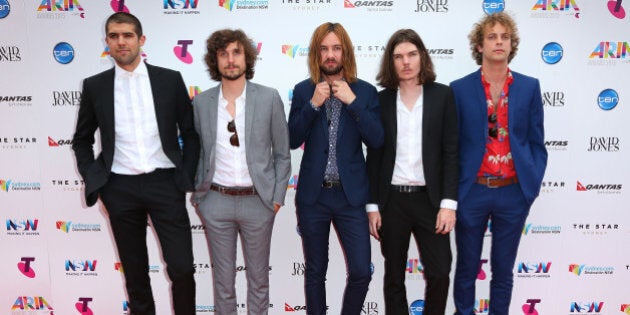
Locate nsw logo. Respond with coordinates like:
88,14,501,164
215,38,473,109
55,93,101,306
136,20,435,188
482,0,504,14
597,89,618,110
541,42,563,64
53,42,74,64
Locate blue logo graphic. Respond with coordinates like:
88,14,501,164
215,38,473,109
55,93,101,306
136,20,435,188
0,0,10,19
541,42,563,64
409,299,425,315
53,42,74,64
482,0,505,14
597,89,619,110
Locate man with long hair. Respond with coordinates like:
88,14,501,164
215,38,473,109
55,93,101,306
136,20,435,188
367,28,458,315
288,22,384,315
191,29,291,315
451,13,547,315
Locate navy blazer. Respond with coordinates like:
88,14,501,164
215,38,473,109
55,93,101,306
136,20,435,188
72,63,200,207
289,78,384,207
450,69,547,204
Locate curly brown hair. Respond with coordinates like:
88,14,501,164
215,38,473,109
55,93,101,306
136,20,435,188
469,12,520,65
204,29,257,81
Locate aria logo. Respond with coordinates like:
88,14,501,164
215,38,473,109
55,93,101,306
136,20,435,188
0,0,10,19
597,89,618,110
53,42,74,64
541,42,563,64
482,0,504,14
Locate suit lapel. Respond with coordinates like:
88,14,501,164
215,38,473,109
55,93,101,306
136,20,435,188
207,86,219,153
383,89,397,148
507,75,521,134
102,69,116,143
146,63,165,138
245,82,256,148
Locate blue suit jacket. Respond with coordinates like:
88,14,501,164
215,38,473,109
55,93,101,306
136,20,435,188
450,69,547,204
289,78,384,207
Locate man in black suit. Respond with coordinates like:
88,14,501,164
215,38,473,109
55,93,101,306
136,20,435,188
72,12,199,315
367,29,458,315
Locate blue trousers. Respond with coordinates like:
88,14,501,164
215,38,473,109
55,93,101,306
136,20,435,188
297,186,372,315
453,183,530,315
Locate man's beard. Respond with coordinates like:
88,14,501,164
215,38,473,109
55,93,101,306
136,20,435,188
320,63,342,76
221,68,245,81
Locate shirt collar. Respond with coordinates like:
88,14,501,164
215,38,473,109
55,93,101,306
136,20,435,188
396,85,423,111
218,82,247,109
480,67,514,87
114,60,148,78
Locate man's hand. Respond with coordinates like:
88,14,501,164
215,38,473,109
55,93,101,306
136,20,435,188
331,80,356,105
311,81,331,107
368,211,381,241
435,208,456,234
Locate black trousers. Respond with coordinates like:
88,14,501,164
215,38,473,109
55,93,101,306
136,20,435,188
100,169,195,315
380,189,452,315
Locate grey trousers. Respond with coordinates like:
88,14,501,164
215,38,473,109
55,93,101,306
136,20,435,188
198,190,275,315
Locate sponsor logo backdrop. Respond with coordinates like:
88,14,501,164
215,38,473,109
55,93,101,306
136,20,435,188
1,0,628,314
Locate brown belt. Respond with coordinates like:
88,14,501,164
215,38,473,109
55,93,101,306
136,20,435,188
475,176,518,188
210,184,257,196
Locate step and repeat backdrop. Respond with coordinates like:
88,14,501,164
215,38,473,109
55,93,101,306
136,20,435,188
1,0,629,314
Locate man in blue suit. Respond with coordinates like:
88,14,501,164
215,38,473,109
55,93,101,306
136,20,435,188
451,13,547,315
288,22,384,315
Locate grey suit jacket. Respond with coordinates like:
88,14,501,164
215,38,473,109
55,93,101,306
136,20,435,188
191,81,291,211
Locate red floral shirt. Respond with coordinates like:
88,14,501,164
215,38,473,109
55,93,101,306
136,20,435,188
477,68,516,178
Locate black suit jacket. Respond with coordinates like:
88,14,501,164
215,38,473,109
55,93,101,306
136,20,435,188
367,82,458,210
72,62,200,207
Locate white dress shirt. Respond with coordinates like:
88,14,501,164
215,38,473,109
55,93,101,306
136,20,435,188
211,83,253,187
111,62,175,175
366,87,456,212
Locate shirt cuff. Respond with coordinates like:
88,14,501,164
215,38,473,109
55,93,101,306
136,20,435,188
310,100,321,111
440,199,457,211
366,203,379,212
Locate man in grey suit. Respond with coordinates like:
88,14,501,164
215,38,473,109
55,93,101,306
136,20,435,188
191,29,291,315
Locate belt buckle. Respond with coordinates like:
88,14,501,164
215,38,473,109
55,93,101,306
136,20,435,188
485,177,498,188
401,185,411,193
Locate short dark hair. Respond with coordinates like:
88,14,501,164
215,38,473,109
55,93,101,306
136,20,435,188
105,12,143,37
376,29,436,89
204,29,257,81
